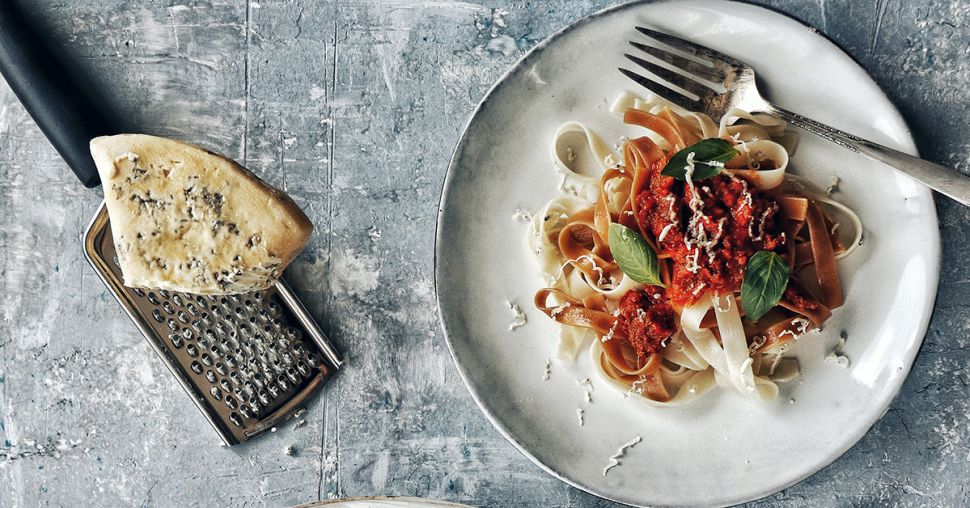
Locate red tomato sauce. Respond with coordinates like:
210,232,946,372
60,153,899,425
783,285,820,313
634,158,787,307
614,288,677,356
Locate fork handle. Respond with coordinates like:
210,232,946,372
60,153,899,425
765,104,970,207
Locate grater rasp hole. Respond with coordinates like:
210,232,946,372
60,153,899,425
142,286,323,424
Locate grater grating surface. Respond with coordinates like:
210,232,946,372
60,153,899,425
82,202,341,445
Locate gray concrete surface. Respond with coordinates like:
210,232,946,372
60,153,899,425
0,0,968,506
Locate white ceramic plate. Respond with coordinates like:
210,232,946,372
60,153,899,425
435,1,940,506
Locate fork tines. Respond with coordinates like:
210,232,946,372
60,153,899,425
620,25,744,111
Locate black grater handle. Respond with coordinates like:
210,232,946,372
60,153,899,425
0,0,118,188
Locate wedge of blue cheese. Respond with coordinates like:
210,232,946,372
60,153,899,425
90,134,312,295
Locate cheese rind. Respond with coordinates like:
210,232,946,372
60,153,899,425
90,134,313,295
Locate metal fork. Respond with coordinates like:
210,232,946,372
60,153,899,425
620,26,970,207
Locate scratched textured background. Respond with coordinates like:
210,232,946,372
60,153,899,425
0,0,967,506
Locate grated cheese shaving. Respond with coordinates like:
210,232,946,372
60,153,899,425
665,195,677,222
558,173,579,196
636,307,647,322
602,436,642,476
748,203,779,242
507,300,528,331
684,248,701,274
713,294,732,312
680,152,729,267
748,335,767,353
624,378,647,398
512,208,533,222
601,320,618,342
657,223,674,243
826,175,840,195
550,302,571,317
690,281,707,296
825,336,850,368
574,254,614,290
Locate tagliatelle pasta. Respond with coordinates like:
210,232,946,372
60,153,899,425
528,93,863,406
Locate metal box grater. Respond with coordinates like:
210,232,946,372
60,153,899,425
82,202,342,445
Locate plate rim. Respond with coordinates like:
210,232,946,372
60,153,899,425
433,0,941,506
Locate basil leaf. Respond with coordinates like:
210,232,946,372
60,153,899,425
661,138,739,181
741,251,790,322
608,223,664,287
